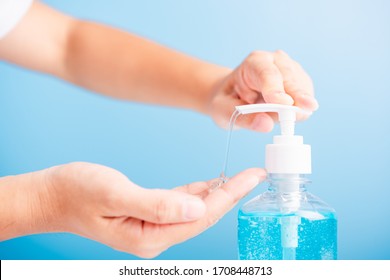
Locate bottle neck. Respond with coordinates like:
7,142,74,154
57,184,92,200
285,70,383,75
267,173,309,193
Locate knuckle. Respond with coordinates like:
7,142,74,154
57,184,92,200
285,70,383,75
63,162,101,176
154,196,170,223
274,49,288,57
243,52,278,80
245,51,272,67
259,67,279,78
281,63,295,73
248,50,269,59
283,79,297,88
181,183,191,194
284,80,304,93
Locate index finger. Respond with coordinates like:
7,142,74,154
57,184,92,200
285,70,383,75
240,51,294,105
274,50,318,112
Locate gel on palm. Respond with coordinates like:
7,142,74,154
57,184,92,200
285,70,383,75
235,104,337,260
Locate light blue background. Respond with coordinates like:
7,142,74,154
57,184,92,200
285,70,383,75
1,0,389,260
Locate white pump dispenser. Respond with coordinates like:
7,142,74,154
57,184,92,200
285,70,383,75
235,103,312,176
236,103,312,258
236,104,337,260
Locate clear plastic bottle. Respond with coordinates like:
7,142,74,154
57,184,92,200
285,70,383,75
238,173,337,260
232,104,337,260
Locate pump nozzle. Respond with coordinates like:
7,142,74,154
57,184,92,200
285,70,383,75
235,103,311,136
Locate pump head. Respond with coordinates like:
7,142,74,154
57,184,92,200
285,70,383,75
235,103,312,174
236,103,311,136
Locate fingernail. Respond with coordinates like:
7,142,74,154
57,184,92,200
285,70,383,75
247,169,267,189
243,174,264,193
256,169,268,180
300,94,319,110
184,198,206,220
247,175,261,188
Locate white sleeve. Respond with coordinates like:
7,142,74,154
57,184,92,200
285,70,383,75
0,0,33,39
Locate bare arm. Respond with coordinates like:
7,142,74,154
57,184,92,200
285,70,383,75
0,169,58,241
64,21,229,113
0,2,229,114
0,2,317,130
0,162,265,257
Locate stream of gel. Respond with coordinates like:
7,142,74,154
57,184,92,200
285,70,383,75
221,109,241,178
210,109,241,192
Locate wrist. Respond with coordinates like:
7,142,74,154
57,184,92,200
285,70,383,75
195,63,231,115
0,168,63,241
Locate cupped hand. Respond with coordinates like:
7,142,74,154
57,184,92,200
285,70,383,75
45,162,266,258
208,50,318,132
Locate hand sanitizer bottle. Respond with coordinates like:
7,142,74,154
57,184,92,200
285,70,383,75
236,104,337,260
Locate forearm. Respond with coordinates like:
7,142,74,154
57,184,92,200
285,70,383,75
0,169,58,241
63,20,230,113
0,2,230,113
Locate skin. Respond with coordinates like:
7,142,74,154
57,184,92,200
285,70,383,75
0,162,265,258
0,2,318,257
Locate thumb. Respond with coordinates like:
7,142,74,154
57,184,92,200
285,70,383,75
122,187,207,224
